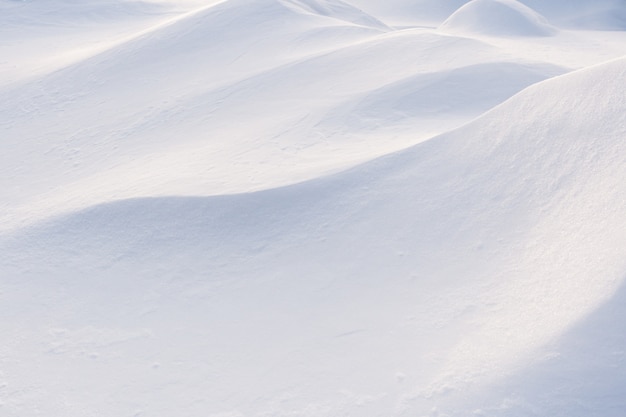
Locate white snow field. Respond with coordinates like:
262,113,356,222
1,0,626,416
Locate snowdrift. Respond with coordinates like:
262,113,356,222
0,4,567,230
2,1,626,416
440,0,556,37
320,60,564,133
280,0,390,30
0,0,386,209
2,48,625,416
521,0,626,30
347,0,471,27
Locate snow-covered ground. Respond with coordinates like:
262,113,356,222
1,0,625,416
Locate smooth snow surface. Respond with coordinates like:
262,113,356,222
440,0,556,37
521,0,626,30
345,0,471,27
1,1,626,416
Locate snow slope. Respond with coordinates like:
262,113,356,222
345,0,471,27
440,0,556,37
1,1,626,416
521,0,626,30
2,52,625,417
0,0,574,230
0,0,184,86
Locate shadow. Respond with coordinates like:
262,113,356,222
462,274,626,416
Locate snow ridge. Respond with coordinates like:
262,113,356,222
440,0,556,37
1,1,626,416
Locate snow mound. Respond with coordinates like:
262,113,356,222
342,0,471,27
2,1,626,415
280,0,390,30
0,0,388,212
0,26,538,224
440,0,556,37
2,54,625,416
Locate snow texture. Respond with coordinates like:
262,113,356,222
1,0,626,416
440,0,556,37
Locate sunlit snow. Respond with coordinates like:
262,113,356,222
1,0,625,416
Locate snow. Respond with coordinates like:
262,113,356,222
1,1,626,416
344,0,471,27
521,0,626,30
440,0,556,37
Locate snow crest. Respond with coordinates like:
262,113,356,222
440,0,556,37
1,1,626,416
